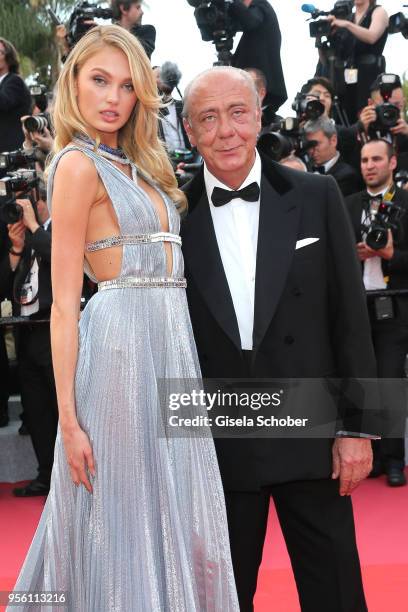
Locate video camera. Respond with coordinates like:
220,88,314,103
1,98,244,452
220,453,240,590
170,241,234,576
68,1,113,46
257,93,325,167
186,0,236,65
302,1,353,38
368,74,402,137
363,195,404,250
389,7,408,39
0,150,39,225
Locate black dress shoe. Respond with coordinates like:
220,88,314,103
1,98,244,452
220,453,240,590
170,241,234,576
13,479,50,497
386,468,407,487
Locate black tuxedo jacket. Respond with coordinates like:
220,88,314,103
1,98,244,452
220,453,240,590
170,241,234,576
230,0,287,112
0,225,52,317
0,73,32,153
182,156,377,490
327,157,362,197
345,188,408,319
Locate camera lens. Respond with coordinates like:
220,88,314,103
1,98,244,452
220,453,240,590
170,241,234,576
23,115,48,133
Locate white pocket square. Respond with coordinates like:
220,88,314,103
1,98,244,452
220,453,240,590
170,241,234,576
295,238,320,250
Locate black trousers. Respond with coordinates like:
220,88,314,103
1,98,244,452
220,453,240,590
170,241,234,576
225,479,367,612
0,330,10,413
17,322,58,486
370,313,408,470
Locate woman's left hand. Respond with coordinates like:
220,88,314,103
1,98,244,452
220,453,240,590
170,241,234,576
327,15,351,31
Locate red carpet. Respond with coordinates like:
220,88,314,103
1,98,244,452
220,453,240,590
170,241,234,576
1,474,408,611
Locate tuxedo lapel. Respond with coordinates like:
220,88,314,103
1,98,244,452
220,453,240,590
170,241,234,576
182,176,241,352
253,162,300,351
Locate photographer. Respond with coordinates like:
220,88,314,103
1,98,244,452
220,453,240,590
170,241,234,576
111,0,156,59
305,116,361,195
327,0,389,123
1,179,58,496
0,38,32,158
346,139,408,487
156,62,191,154
230,0,287,112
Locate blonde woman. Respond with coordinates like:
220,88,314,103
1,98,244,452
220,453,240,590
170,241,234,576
8,25,238,612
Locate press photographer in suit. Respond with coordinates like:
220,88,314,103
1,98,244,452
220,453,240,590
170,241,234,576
346,139,408,487
0,38,31,157
305,116,362,196
230,0,287,112
0,180,57,497
181,66,377,612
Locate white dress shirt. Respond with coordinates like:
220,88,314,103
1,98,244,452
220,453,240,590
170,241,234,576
204,152,261,350
21,218,51,317
0,72,9,86
161,101,185,151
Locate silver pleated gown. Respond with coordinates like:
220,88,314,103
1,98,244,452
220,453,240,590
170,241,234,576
9,145,239,612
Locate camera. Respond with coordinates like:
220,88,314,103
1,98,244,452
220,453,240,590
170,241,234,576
389,11,408,39
68,1,113,46
306,1,353,38
29,84,49,113
22,113,51,135
364,196,404,250
187,0,236,65
0,169,39,224
257,93,324,165
0,149,37,171
369,74,402,136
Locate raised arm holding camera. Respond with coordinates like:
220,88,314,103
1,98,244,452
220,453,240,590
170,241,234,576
327,0,389,123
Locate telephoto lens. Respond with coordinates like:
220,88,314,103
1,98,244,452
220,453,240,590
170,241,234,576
23,114,49,133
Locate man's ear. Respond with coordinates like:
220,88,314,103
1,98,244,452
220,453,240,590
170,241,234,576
390,155,398,172
183,117,196,147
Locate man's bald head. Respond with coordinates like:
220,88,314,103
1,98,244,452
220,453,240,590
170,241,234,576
182,66,259,122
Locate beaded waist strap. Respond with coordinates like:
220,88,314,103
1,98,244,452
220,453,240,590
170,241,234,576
98,276,187,291
86,232,182,252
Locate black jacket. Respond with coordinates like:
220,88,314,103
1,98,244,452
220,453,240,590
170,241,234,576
326,157,362,197
0,73,32,153
182,155,377,491
230,0,287,112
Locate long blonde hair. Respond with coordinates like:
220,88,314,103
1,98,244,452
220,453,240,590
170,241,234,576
51,25,187,212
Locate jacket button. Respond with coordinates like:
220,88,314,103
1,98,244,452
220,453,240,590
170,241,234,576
292,287,302,297
284,335,294,345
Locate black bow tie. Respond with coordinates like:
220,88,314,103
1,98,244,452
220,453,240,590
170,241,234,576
314,165,326,175
211,182,260,207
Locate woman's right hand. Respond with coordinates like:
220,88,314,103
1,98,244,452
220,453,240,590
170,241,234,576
61,425,96,493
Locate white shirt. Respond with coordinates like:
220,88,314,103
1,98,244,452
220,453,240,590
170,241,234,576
204,151,261,350
362,187,389,291
0,72,9,86
20,219,51,317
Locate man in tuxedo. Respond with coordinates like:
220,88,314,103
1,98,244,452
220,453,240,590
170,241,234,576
346,139,408,487
0,38,32,156
181,67,377,612
0,185,57,496
305,116,362,196
230,0,287,113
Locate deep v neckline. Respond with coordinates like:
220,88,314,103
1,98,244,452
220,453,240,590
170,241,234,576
100,154,172,236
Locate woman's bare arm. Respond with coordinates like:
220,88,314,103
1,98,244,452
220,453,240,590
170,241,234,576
329,7,389,45
50,150,98,491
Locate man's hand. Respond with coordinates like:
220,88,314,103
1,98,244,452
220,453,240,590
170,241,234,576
30,127,53,153
332,438,373,496
7,220,25,252
359,105,377,132
390,118,408,137
357,230,394,261
15,199,40,234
